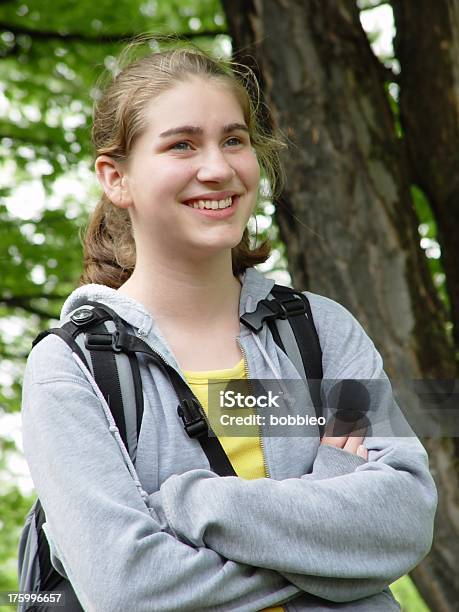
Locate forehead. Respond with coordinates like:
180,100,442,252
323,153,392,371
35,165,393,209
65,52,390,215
142,78,246,133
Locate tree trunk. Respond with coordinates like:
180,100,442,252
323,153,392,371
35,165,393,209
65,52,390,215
392,0,459,354
221,1,458,609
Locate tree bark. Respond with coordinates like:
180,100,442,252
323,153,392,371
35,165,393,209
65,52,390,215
222,0,458,609
392,0,459,355
391,3,459,608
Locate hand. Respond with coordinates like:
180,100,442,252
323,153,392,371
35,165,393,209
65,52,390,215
320,403,369,460
320,433,368,460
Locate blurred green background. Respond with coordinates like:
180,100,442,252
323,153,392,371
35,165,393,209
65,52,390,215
0,1,445,609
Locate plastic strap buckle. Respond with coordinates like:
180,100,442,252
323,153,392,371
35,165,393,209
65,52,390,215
277,295,307,318
84,331,119,353
177,398,208,438
240,295,306,333
70,307,96,326
85,329,134,353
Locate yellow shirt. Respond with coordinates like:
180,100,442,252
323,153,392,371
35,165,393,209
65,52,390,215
183,359,284,612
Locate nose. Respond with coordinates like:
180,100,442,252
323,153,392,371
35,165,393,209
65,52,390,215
196,147,236,183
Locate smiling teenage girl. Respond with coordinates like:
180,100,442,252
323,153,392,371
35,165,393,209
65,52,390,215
21,43,436,611
96,76,260,372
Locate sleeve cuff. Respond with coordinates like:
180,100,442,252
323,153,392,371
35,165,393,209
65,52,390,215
309,443,367,479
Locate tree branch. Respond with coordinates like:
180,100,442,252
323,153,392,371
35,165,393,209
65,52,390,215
1,296,62,319
0,22,227,44
0,347,30,360
1,293,67,301
0,130,64,149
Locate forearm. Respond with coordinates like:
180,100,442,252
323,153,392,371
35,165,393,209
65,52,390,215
27,401,300,611
152,439,437,603
22,342,301,612
42,513,299,611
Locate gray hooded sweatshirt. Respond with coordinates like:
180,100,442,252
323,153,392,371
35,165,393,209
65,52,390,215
21,267,437,611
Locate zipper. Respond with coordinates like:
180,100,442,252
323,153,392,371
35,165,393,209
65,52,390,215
135,331,211,430
136,330,176,370
237,337,271,478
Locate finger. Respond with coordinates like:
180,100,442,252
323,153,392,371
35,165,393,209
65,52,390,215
323,413,368,439
343,435,365,455
356,445,368,460
320,435,348,449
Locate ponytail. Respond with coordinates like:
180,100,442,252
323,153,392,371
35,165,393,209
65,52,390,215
79,195,134,288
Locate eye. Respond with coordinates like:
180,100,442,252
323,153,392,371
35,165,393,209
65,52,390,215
225,136,244,146
170,141,193,151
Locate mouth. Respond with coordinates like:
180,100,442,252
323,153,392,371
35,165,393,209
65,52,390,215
183,195,237,210
182,195,239,217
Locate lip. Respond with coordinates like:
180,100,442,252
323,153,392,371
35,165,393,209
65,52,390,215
183,195,239,219
182,191,240,204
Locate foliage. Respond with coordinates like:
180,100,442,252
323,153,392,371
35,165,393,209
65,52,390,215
0,1,437,609
391,575,430,612
0,0,228,597
0,484,35,591
411,185,449,308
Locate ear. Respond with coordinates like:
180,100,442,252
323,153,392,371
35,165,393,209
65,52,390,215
95,155,132,209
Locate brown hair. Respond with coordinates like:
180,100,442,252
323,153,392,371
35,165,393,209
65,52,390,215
80,37,287,287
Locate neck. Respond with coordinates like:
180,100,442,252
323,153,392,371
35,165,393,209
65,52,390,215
117,249,242,329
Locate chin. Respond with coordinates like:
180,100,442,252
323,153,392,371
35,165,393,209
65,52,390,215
198,242,238,254
189,239,241,258
195,230,245,251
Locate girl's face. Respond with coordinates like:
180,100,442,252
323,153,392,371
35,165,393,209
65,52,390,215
120,77,260,260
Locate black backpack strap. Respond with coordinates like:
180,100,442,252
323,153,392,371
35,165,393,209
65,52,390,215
240,284,324,430
68,304,129,451
32,303,235,476
34,500,61,593
81,302,237,477
239,288,307,333
270,285,323,382
84,319,128,447
32,327,90,371
80,307,237,478
28,302,235,609
32,302,143,461
28,307,141,610
128,352,144,435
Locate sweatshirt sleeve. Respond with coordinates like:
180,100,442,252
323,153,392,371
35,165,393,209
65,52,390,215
149,298,438,603
21,334,301,612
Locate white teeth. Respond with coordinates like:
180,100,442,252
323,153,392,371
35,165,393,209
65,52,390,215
187,196,233,210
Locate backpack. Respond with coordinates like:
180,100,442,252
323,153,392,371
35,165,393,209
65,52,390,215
18,284,323,611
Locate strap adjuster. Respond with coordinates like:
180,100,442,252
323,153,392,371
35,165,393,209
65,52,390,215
85,329,134,353
85,331,120,353
177,398,208,438
276,295,307,318
240,295,306,333
70,307,95,325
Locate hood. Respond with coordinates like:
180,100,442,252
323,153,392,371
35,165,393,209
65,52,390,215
60,266,278,378
61,267,275,327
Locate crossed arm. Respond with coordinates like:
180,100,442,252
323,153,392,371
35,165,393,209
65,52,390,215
23,335,437,610
148,429,435,604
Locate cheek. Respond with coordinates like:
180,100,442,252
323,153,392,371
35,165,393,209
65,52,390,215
147,160,195,193
159,163,197,214
237,151,260,188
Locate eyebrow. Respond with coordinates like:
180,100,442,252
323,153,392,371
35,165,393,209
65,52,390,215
159,123,249,138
